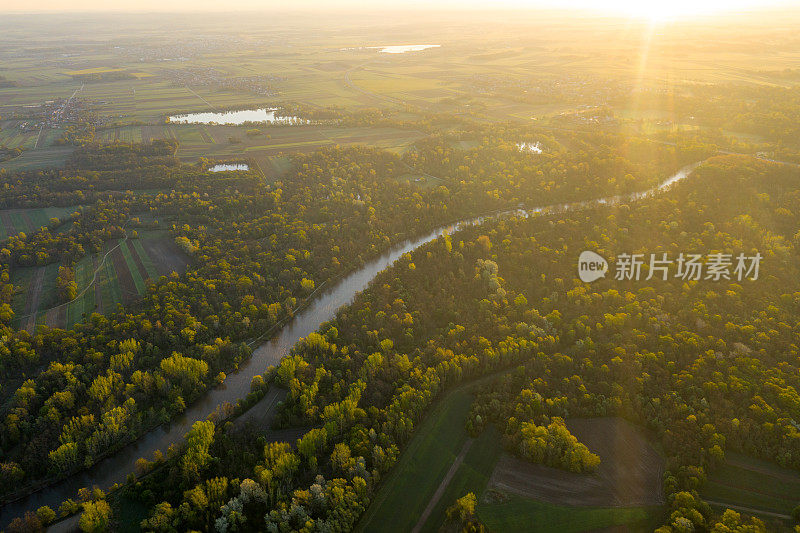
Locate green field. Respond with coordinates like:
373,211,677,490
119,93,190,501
701,452,800,520
356,389,474,533
418,426,503,532
51,122,427,175
65,251,95,327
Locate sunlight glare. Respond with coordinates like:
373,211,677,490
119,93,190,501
556,0,782,21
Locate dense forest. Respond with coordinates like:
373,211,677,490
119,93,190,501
0,124,711,504
102,154,799,533
0,114,798,532
6,7,800,532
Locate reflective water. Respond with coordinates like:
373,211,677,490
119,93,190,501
374,44,440,54
0,162,701,527
209,163,249,172
517,141,543,154
168,108,305,125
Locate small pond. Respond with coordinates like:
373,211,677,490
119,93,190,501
517,141,543,154
209,163,249,172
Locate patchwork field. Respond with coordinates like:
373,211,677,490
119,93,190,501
9,24,781,175
0,119,74,171
4,119,420,176
11,230,189,332
10,20,775,175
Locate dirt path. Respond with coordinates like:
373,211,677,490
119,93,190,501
726,455,800,484
705,500,791,520
18,230,132,325
33,125,44,150
343,61,404,106
21,267,45,333
184,85,217,110
411,439,474,533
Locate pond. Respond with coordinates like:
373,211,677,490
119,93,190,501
517,141,543,154
374,44,440,54
209,163,249,172
168,108,305,125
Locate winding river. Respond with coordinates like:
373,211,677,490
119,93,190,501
0,162,700,528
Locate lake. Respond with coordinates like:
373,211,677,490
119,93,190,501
374,44,440,54
209,163,249,172
168,108,305,125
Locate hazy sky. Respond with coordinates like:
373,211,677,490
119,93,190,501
3,0,797,17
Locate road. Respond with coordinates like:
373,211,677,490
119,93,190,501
184,85,217,111
411,439,474,533
343,61,404,105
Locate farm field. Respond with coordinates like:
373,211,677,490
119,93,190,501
416,426,503,532
700,452,800,523
0,118,74,172
0,146,74,172
476,497,664,533
171,123,425,166
11,230,189,331
358,383,669,532
0,205,79,241
3,13,800,127
486,418,665,508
